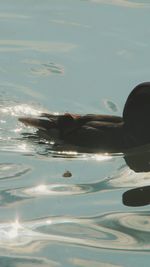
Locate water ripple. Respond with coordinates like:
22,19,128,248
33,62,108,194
0,40,77,53
0,163,30,180
0,12,29,20
108,166,150,188
87,0,150,8
1,163,149,205
0,256,59,267
69,258,122,267
0,212,150,253
103,99,119,113
0,99,48,154
0,182,108,204
30,62,64,76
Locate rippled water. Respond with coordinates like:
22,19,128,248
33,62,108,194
0,0,150,266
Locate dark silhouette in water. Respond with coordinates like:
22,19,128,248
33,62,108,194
124,145,150,172
19,82,150,207
19,82,150,152
123,186,150,207
123,145,150,207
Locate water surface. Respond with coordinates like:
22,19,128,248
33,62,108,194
0,0,150,266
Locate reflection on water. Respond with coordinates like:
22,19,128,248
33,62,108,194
0,103,42,116
0,163,30,180
0,212,150,253
0,97,47,154
0,256,58,267
0,13,29,20
0,0,150,266
0,165,149,209
69,258,122,267
88,0,150,8
23,183,86,197
123,185,150,207
103,99,119,113
49,19,91,29
1,85,150,265
30,62,64,76
0,40,77,53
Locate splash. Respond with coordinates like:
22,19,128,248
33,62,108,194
0,103,43,117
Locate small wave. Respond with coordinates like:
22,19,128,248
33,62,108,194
0,255,58,267
88,0,150,8
103,99,119,113
0,40,77,53
0,163,30,180
30,62,64,76
0,212,150,253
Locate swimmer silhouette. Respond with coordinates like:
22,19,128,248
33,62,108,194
19,82,150,152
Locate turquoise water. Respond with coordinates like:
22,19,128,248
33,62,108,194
0,0,150,266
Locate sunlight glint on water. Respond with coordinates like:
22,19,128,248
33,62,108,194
0,0,150,266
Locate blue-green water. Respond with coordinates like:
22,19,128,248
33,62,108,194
0,0,150,266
